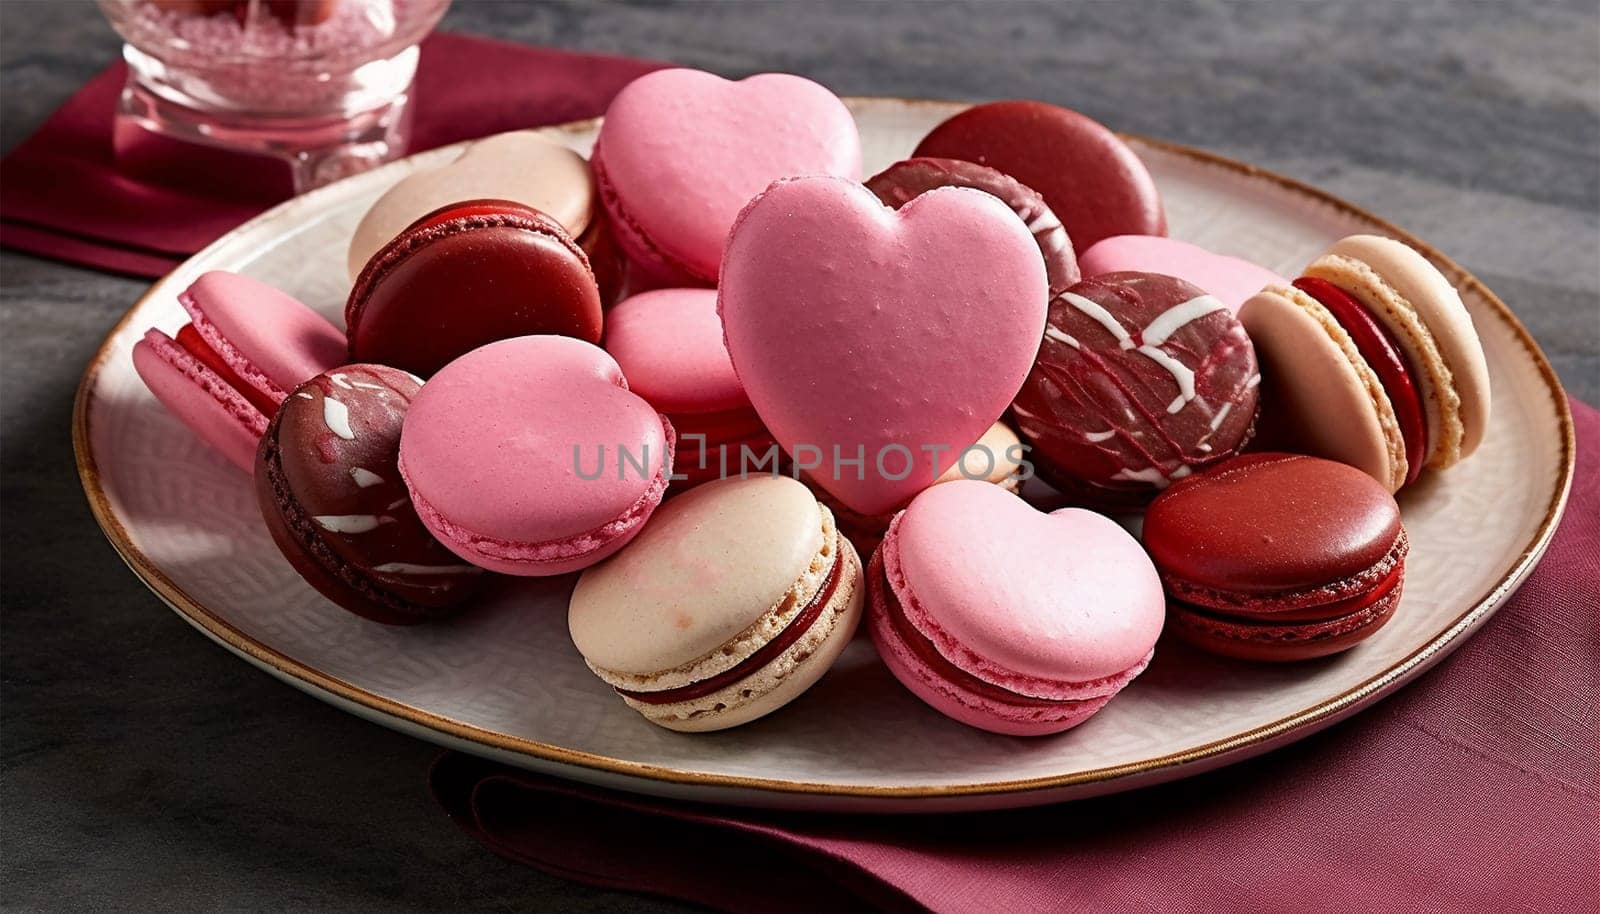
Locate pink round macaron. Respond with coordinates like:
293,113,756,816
603,288,775,488
593,68,861,285
398,335,675,576
868,480,1165,736
1078,235,1289,313
132,270,347,472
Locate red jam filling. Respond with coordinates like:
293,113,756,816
1177,561,1404,625
1293,277,1428,484
616,546,843,706
175,324,279,418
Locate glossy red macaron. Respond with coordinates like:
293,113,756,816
345,199,603,377
912,100,1165,250
1142,452,1408,662
256,365,485,624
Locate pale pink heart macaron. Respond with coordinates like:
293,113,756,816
131,270,347,473
719,176,1048,517
569,476,863,732
1078,235,1289,313
868,480,1165,736
398,335,674,576
593,68,861,284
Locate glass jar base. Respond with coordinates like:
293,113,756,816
113,56,415,196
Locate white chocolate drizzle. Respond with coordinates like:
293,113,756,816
1044,327,1081,349
349,467,384,488
322,397,355,440
1136,345,1197,413
1061,291,1133,347
329,373,354,390
313,514,393,534
372,562,482,575
1084,429,1116,443
1209,401,1235,431
294,392,314,400
1140,295,1227,346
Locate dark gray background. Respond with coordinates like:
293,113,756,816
3,1,1596,911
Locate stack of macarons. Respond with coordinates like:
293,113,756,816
132,67,1492,737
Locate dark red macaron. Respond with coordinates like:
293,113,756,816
866,156,1080,295
1011,271,1259,509
256,364,485,625
1143,452,1408,662
912,100,1166,250
578,206,626,309
346,199,603,377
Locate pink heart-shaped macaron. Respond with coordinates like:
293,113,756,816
720,177,1048,516
868,480,1165,735
594,69,861,283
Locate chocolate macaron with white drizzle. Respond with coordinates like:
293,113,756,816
256,364,484,624
1011,271,1260,509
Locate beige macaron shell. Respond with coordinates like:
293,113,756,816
1239,286,1407,491
628,539,863,732
569,475,825,684
346,131,596,279
937,420,1025,486
1307,234,1490,465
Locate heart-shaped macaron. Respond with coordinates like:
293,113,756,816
868,480,1165,735
720,176,1048,516
593,68,861,283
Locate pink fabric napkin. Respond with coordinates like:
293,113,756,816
432,397,1600,913
0,32,664,277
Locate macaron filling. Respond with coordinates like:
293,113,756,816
613,541,844,705
172,324,280,418
1171,557,1404,625
1169,577,1402,648
1293,277,1429,484
1160,529,1410,616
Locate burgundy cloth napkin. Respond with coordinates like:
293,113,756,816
0,32,664,277
432,396,1600,913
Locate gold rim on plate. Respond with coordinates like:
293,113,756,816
72,100,1576,802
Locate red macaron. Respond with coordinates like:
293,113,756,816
256,365,485,624
913,100,1166,250
1141,452,1408,661
345,199,603,377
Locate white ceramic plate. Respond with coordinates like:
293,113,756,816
76,98,1574,813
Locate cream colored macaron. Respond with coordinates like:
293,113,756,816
1240,234,1491,492
347,131,595,280
806,420,1027,553
568,475,863,732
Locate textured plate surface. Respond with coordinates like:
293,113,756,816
75,98,1573,812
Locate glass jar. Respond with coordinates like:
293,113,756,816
98,0,451,194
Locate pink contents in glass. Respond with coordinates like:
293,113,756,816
99,0,451,194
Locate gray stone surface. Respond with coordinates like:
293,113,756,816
2,1,1596,911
